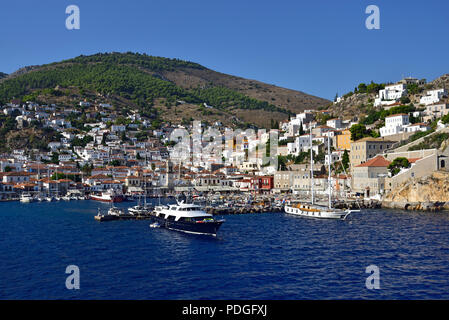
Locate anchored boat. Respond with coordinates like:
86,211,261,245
20,193,34,203
150,201,225,236
284,128,357,220
90,189,124,203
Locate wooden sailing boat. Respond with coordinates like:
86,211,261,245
284,126,356,220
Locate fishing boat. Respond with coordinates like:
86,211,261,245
94,206,124,221
90,189,124,203
284,128,357,220
150,201,225,236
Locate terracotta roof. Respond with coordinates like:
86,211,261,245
356,156,391,168
386,113,408,118
407,158,421,163
354,137,394,143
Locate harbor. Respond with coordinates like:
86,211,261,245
2,199,449,299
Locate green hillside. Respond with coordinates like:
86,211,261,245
0,53,291,115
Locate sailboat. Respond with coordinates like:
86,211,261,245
128,154,153,215
284,127,356,220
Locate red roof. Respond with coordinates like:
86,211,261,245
407,158,421,164
356,156,391,167
386,113,408,118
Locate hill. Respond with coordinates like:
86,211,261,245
0,52,329,128
328,74,448,123
0,72,7,79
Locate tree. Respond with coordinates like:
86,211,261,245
388,157,410,176
350,124,369,141
441,114,449,124
277,155,287,170
51,152,59,164
341,150,349,171
110,160,121,166
400,96,411,104
358,83,367,93
299,123,304,135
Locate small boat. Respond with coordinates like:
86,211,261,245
46,196,53,202
20,193,33,203
149,222,160,228
108,206,124,216
90,189,124,203
95,207,120,221
128,205,152,215
36,197,44,202
62,195,71,201
55,196,61,201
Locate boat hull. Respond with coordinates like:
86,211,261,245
284,205,350,220
90,195,124,203
149,214,223,236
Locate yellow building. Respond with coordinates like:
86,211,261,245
336,129,352,150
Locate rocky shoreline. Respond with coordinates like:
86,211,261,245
381,201,448,212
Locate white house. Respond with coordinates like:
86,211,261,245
111,125,126,133
287,134,312,156
404,123,430,134
374,84,407,107
420,89,448,105
380,114,409,137
326,118,343,129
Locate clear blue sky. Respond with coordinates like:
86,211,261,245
1,0,448,100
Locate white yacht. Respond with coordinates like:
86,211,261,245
20,193,34,203
151,201,225,236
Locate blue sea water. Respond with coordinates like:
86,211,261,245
1,199,449,300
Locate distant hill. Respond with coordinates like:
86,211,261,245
0,72,7,79
0,52,329,128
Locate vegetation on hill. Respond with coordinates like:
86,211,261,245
349,123,379,141
0,72,7,79
0,52,300,128
388,157,410,176
0,113,62,152
408,132,449,151
359,104,418,126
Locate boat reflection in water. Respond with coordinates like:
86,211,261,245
150,201,224,236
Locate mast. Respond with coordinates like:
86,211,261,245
327,133,332,209
144,151,147,207
309,125,314,205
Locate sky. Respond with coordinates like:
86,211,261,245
0,0,448,100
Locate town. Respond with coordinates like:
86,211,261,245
1,76,449,208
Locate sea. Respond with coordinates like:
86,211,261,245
1,199,449,300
